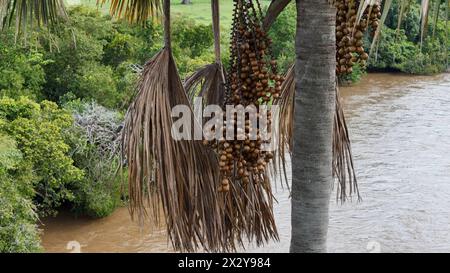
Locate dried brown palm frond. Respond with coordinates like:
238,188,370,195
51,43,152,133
182,0,278,250
122,47,227,252
183,0,225,107
183,62,226,106
332,86,360,202
122,0,282,252
272,64,294,187
218,168,278,250
274,64,358,201
215,0,280,249
97,0,161,25
121,0,228,252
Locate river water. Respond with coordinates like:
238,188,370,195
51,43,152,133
41,73,450,253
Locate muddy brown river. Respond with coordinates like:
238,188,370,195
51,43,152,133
41,73,450,253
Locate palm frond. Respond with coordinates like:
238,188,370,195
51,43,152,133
97,0,161,25
183,0,226,107
274,64,358,202
182,0,279,250
123,0,280,252
0,0,67,35
122,48,228,252
272,64,294,188
184,63,226,106
333,86,359,202
355,0,378,27
431,0,441,37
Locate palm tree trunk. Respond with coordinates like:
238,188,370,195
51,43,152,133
290,0,336,253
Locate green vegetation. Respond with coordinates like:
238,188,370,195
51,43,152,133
267,2,296,72
0,6,222,252
0,97,83,217
0,135,41,252
266,1,448,82
0,45,47,100
64,100,124,218
368,1,449,74
0,1,447,252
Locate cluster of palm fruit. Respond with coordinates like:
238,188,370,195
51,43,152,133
214,0,283,192
335,0,382,75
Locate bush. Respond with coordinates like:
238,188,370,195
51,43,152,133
339,62,366,84
0,43,47,100
64,100,124,218
103,33,140,67
41,25,105,102
0,135,41,253
171,17,215,77
267,2,296,73
0,97,84,217
72,62,121,108
368,28,418,71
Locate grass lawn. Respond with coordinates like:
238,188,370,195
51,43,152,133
66,0,272,28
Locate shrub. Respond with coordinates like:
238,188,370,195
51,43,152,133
103,33,140,67
72,62,120,108
267,2,296,73
0,135,41,253
64,100,124,218
41,27,105,101
0,43,47,99
0,97,84,217
339,62,366,84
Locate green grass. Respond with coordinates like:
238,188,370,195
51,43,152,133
66,0,272,28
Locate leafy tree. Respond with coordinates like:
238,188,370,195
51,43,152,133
0,135,41,253
0,97,84,217
0,42,47,99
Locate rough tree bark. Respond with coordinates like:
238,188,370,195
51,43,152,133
290,0,336,253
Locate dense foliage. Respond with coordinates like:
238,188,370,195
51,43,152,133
368,1,449,74
0,97,83,217
268,1,448,81
0,135,41,252
0,44,47,100
0,6,216,108
267,3,296,73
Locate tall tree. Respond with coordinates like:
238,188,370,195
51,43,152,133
1,0,444,253
290,0,336,252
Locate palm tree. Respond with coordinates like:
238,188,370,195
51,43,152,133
1,0,444,253
289,0,337,253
